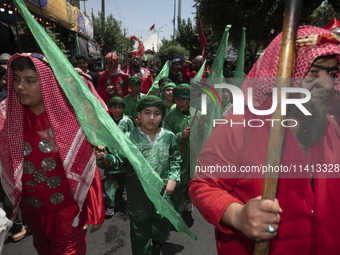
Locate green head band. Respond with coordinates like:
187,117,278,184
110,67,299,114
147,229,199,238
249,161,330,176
107,96,125,108
127,76,142,85
137,95,166,118
173,83,190,99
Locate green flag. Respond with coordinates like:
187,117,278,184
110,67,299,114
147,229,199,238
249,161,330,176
203,25,232,142
14,0,196,240
193,59,207,81
233,27,246,87
147,60,170,95
190,25,231,180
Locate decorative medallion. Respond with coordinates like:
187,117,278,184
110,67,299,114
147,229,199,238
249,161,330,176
33,170,47,183
46,176,61,189
23,161,36,174
24,142,32,157
50,193,64,205
38,139,54,153
27,197,42,208
41,158,56,171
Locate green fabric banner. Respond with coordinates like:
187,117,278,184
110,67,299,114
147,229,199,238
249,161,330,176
14,0,196,240
233,27,246,87
193,59,207,81
203,24,231,144
147,61,170,95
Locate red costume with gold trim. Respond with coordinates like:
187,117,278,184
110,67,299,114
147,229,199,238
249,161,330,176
0,53,104,254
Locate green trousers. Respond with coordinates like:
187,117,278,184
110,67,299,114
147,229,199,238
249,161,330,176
130,217,171,255
102,173,125,207
171,183,191,213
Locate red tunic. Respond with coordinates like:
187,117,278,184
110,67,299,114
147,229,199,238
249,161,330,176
189,102,340,255
20,108,104,254
98,70,129,102
181,65,208,83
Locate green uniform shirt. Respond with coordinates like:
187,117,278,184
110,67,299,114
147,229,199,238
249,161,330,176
163,107,203,184
126,127,181,222
123,92,144,123
97,114,133,174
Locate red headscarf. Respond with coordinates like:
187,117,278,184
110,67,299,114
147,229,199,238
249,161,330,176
241,26,340,107
0,53,96,224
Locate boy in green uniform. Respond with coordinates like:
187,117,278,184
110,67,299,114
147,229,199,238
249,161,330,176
157,77,172,96
128,96,181,254
163,84,205,215
96,95,182,254
123,76,144,126
97,97,134,216
161,82,176,115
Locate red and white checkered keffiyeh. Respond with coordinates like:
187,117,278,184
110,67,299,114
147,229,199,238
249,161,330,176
0,53,96,224
241,26,340,107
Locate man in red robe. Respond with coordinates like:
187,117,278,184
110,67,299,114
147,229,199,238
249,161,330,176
189,26,340,255
128,55,154,94
98,52,129,103
0,53,105,254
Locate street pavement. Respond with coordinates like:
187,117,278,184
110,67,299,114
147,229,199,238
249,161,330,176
2,203,217,255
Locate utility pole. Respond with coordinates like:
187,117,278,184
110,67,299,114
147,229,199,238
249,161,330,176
101,0,105,29
178,0,181,20
173,0,176,39
101,0,105,17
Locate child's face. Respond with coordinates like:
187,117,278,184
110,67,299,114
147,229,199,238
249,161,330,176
162,86,173,101
13,68,44,114
128,84,140,95
139,107,162,133
109,104,124,120
159,81,168,92
175,97,190,112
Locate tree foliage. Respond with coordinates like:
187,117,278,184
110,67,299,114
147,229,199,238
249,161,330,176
195,0,339,62
306,1,340,27
91,12,133,57
175,17,201,58
156,40,189,63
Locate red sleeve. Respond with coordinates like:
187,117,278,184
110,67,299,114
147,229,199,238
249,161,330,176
190,71,198,80
189,177,243,234
121,72,130,97
189,114,249,234
98,71,108,102
181,65,191,83
85,166,105,224
149,75,154,91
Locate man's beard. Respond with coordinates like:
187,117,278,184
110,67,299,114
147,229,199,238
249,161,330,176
288,100,328,147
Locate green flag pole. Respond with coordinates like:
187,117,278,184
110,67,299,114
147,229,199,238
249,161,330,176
233,27,246,87
13,0,196,240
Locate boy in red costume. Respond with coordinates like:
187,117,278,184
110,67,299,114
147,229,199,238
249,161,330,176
98,52,129,102
0,53,104,254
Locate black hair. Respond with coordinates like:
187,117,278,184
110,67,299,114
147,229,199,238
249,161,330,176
0,66,6,78
10,58,36,72
76,55,87,62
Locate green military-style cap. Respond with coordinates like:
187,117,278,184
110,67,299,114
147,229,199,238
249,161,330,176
173,83,190,99
127,76,142,85
107,96,125,108
137,95,166,118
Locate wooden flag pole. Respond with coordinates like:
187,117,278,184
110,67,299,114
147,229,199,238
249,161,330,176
253,0,302,254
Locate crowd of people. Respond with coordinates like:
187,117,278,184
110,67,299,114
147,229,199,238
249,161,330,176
0,21,339,255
